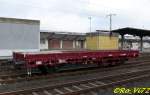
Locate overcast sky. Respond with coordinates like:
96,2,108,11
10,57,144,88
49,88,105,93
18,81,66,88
0,0,149,32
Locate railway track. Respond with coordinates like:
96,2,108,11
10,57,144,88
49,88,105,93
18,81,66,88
1,66,150,95
0,60,150,93
0,59,150,84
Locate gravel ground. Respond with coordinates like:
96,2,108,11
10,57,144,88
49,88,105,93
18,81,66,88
96,78,150,95
1,64,150,93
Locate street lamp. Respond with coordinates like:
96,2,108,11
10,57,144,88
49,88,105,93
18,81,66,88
88,16,92,33
106,13,116,36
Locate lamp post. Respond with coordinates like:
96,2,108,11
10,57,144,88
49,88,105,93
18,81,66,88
88,16,92,33
106,13,116,36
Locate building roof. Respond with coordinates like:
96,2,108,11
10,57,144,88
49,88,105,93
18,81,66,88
86,30,118,37
0,17,40,25
112,27,150,36
40,31,86,40
119,38,150,42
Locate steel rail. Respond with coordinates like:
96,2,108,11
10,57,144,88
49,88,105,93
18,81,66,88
0,60,150,84
1,68,150,95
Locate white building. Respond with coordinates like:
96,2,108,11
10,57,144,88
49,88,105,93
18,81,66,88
0,17,40,57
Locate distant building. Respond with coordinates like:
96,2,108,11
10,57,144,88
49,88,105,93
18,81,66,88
40,30,150,52
40,31,86,50
119,38,150,51
86,30,119,50
0,17,40,57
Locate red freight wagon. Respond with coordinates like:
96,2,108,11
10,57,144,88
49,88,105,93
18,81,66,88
13,50,139,74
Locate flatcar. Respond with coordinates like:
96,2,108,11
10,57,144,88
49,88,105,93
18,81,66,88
13,50,139,75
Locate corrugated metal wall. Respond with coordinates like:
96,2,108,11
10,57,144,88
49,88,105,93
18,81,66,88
0,17,40,56
86,36,99,50
62,40,73,49
48,39,60,49
86,35,119,50
0,21,39,49
98,36,119,50
47,39,85,50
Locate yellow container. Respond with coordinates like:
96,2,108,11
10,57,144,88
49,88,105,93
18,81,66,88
86,31,119,50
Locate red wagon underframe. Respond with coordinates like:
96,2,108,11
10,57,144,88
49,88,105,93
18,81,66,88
13,50,139,68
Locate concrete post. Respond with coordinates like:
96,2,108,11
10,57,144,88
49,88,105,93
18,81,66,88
73,40,76,49
140,36,143,51
60,40,63,49
121,34,124,50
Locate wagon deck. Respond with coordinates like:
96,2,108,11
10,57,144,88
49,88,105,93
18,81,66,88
13,50,139,64
12,50,139,75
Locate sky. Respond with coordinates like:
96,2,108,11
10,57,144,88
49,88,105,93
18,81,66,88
0,0,149,33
